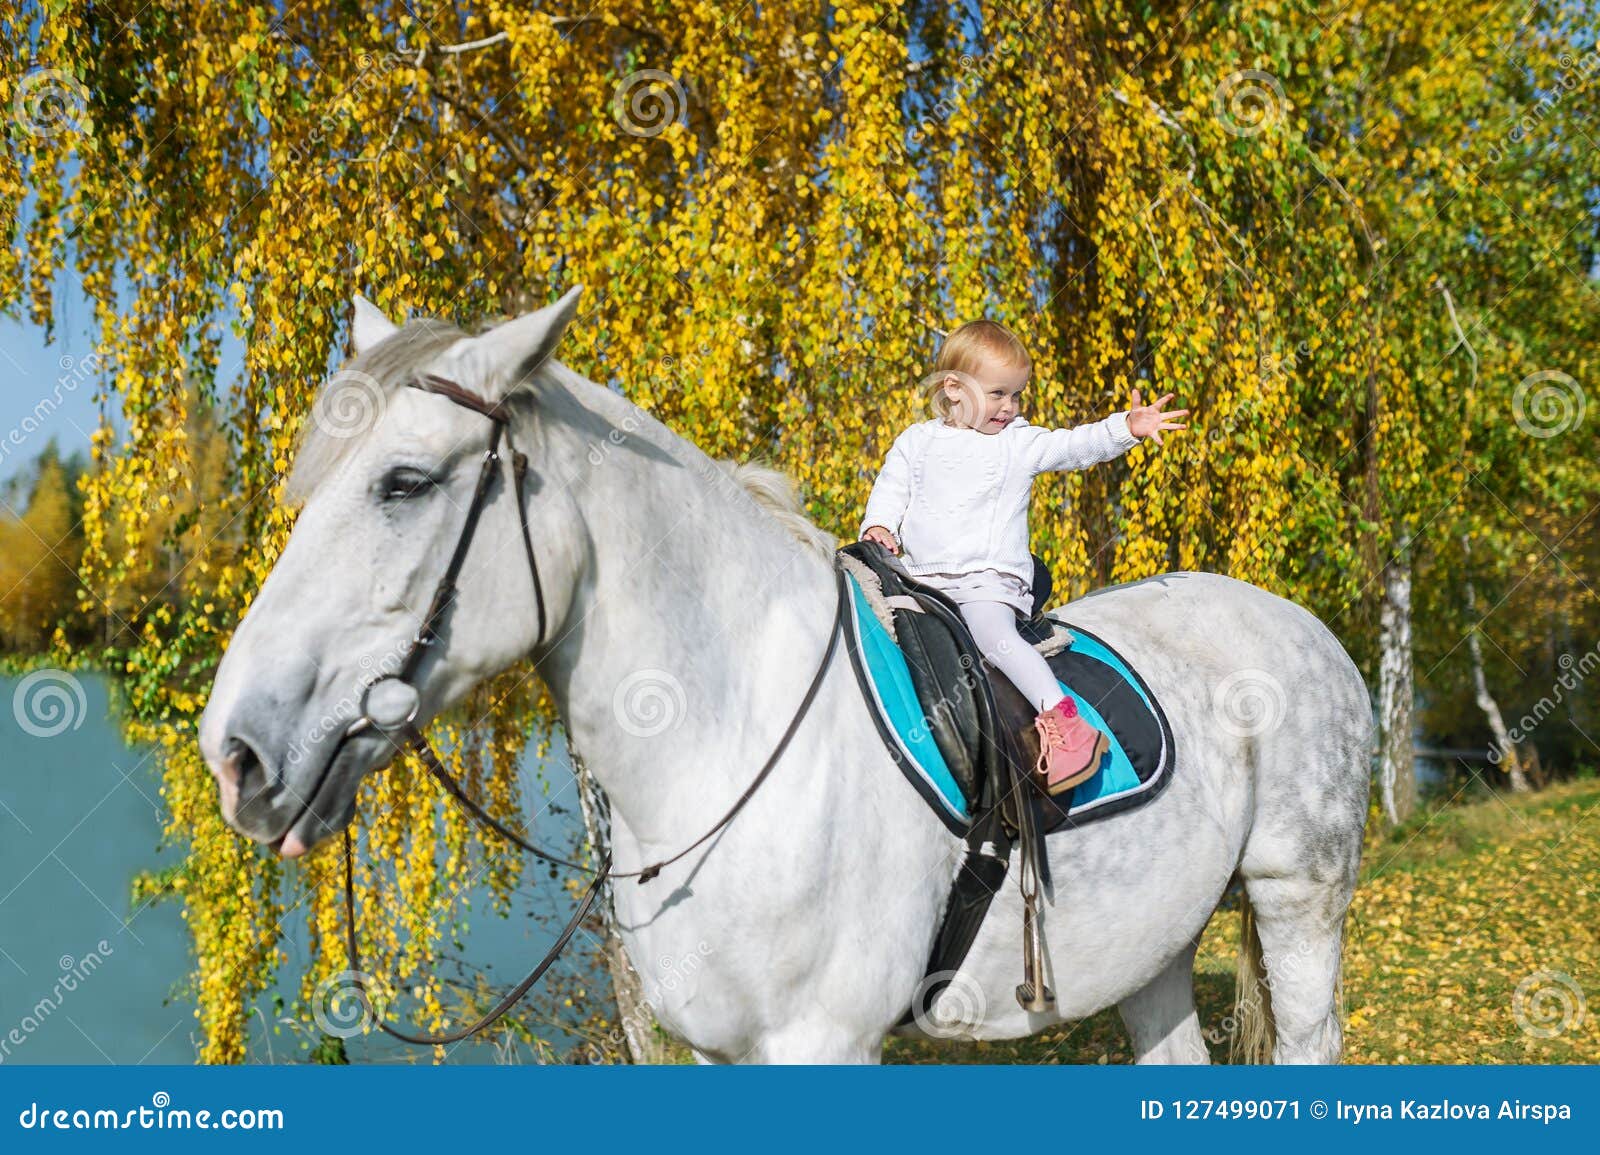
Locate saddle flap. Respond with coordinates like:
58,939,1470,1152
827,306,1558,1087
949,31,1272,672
838,541,998,810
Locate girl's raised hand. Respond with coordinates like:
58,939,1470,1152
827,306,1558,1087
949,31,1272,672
1127,388,1190,447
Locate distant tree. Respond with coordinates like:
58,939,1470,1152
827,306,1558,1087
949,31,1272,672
0,440,85,654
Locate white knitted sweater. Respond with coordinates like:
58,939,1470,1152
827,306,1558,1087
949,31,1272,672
858,410,1138,583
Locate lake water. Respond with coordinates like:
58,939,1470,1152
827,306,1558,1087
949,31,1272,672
0,672,597,1064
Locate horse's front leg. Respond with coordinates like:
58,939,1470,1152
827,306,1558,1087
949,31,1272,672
743,1022,886,1064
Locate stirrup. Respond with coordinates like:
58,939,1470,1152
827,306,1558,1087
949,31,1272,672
1014,809,1054,1013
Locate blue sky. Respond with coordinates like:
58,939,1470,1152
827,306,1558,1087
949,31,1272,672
0,267,102,486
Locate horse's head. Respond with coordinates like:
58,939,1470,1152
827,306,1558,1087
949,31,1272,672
199,287,584,857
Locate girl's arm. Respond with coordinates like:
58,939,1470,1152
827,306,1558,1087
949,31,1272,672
858,429,915,540
1020,410,1139,475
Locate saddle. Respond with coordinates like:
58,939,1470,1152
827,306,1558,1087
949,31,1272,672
836,541,1072,819
834,540,1177,1026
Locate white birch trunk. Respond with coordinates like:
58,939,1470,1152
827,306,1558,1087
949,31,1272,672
1460,536,1531,793
1378,548,1416,824
571,745,666,1063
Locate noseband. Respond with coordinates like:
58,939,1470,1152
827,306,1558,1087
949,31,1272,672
299,371,846,1047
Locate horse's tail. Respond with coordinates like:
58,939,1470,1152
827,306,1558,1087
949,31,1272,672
1228,890,1277,1064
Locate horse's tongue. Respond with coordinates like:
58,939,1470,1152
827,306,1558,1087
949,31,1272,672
279,830,309,859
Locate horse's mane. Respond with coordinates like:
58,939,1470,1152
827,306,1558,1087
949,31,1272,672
711,458,838,561
287,318,838,563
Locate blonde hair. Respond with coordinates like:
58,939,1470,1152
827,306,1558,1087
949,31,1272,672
930,319,1032,419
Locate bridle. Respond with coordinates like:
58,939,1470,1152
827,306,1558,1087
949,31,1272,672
297,371,846,1047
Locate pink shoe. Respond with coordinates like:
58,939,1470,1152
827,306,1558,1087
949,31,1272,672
1033,698,1110,794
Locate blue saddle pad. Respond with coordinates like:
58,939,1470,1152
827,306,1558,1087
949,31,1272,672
840,570,1174,835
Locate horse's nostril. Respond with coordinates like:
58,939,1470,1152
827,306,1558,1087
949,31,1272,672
222,736,265,790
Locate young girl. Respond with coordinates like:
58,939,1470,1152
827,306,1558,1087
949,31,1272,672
859,320,1187,792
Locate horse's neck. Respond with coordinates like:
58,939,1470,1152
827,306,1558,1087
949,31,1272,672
528,371,838,850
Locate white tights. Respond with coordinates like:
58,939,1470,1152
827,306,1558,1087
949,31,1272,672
957,600,1066,714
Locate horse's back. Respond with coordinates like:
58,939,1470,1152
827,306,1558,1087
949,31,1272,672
1048,569,1372,749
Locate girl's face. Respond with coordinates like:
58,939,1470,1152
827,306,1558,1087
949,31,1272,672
941,354,1030,434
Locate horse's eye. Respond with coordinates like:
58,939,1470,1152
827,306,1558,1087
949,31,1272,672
377,467,436,502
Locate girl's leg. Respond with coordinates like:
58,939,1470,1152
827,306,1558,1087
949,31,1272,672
957,600,1066,712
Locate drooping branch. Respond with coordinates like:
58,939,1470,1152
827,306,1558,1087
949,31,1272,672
431,15,677,58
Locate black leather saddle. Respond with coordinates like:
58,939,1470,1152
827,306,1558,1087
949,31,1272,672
836,539,1055,812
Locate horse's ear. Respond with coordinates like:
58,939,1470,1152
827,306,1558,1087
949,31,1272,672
470,284,586,395
352,294,399,354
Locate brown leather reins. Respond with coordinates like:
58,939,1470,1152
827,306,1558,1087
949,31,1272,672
319,372,845,1046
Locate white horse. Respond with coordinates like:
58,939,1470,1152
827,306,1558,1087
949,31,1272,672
199,288,1373,1063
